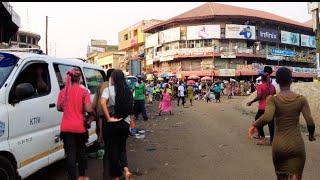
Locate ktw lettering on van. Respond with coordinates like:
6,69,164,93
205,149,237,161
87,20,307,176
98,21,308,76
29,116,40,125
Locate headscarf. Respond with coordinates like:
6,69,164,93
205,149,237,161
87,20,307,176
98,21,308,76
62,68,82,109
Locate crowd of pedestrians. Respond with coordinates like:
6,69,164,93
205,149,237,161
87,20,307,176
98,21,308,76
56,66,316,180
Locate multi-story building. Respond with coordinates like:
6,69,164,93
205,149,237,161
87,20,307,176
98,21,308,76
95,51,126,71
87,39,118,64
118,19,163,76
0,2,20,47
9,30,41,49
144,3,317,81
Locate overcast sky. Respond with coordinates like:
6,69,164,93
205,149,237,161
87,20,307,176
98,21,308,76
10,2,312,58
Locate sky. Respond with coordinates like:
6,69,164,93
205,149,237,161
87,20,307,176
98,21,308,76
10,2,312,59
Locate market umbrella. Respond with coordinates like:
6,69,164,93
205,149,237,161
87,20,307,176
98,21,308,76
187,80,196,85
188,75,200,80
146,74,153,81
201,76,212,81
158,77,164,81
160,73,169,79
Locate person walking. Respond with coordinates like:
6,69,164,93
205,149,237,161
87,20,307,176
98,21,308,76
133,76,148,121
226,81,232,99
100,70,133,180
214,82,221,103
249,67,316,180
158,84,172,116
187,84,194,106
177,82,186,107
57,68,93,180
247,67,276,145
92,69,115,147
146,83,154,104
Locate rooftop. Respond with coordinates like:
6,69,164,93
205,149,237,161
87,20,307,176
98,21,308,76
145,2,313,32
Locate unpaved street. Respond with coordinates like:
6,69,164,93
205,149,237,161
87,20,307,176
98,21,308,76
26,97,320,180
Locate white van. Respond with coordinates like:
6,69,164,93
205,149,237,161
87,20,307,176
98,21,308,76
0,51,106,179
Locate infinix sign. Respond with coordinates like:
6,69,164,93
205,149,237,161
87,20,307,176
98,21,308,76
257,28,279,43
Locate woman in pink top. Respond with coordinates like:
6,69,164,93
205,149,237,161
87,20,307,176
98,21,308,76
57,68,93,180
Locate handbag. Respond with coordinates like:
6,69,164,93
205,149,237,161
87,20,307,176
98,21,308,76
82,89,95,129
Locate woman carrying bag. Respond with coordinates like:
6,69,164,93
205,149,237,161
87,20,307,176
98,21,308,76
100,69,133,180
57,68,93,180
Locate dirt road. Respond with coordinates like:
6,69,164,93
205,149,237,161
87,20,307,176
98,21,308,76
26,96,320,180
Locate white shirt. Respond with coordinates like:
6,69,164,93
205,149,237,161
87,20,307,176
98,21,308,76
101,86,130,124
178,85,185,97
101,86,115,106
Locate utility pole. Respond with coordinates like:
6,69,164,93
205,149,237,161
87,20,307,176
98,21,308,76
315,8,320,79
45,16,48,55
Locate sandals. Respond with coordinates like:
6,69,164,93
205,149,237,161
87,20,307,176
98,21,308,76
256,139,271,146
124,172,133,180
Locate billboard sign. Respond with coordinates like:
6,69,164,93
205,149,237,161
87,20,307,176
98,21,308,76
187,25,221,40
219,69,236,76
145,33,159,48
91,39,107,47
257,28,279,43
271,49,296,57
281,31,300,46
159,27,180,44
301,34,316,48
225,24,256,40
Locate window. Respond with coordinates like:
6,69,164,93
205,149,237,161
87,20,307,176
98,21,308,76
195,40,203,48
179,41,187,48
204,39,212,47
27,36,32,44
187,40,195,48
133,29,138,37
53,64,85,90
124,34,128,41
19,35,27,43
9,62,51,102
83,68,105,94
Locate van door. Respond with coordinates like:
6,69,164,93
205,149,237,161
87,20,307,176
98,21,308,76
49,63,87,164
6,60,53,173
83,67,105,142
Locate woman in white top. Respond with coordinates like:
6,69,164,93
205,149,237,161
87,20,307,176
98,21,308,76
100,69,133,180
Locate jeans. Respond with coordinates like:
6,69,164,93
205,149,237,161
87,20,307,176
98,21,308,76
134,100,148,120
177,96,185,106
255,109,274,142
61,132,87,180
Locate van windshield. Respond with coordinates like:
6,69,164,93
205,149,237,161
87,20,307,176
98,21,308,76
0,53,19,88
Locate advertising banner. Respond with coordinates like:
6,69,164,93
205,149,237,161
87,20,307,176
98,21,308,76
145,33,159,48
281,31,300,46
91,39,107,47
219,69,236,76
187,25,221,40
146,54,153,65
225,24,256,40
159,27,180,44
301,34,316,48
257,28,279,43
271,49,296,57
221,51,236,58
266,55,284,61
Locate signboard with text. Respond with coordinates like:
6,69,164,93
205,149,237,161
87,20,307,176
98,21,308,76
271,49,296,57
225,24,256,40
219,69,236,76
257,28,279,43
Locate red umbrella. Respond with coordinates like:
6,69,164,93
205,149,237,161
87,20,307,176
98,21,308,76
201,76,212,81
188,75,200,80
187,80,195,85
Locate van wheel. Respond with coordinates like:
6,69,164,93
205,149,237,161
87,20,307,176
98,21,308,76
0,156,17,180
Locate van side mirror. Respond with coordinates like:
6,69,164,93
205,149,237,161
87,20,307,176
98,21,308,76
14,83,35,103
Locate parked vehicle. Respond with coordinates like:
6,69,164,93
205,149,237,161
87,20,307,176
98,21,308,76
0,50,106,179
